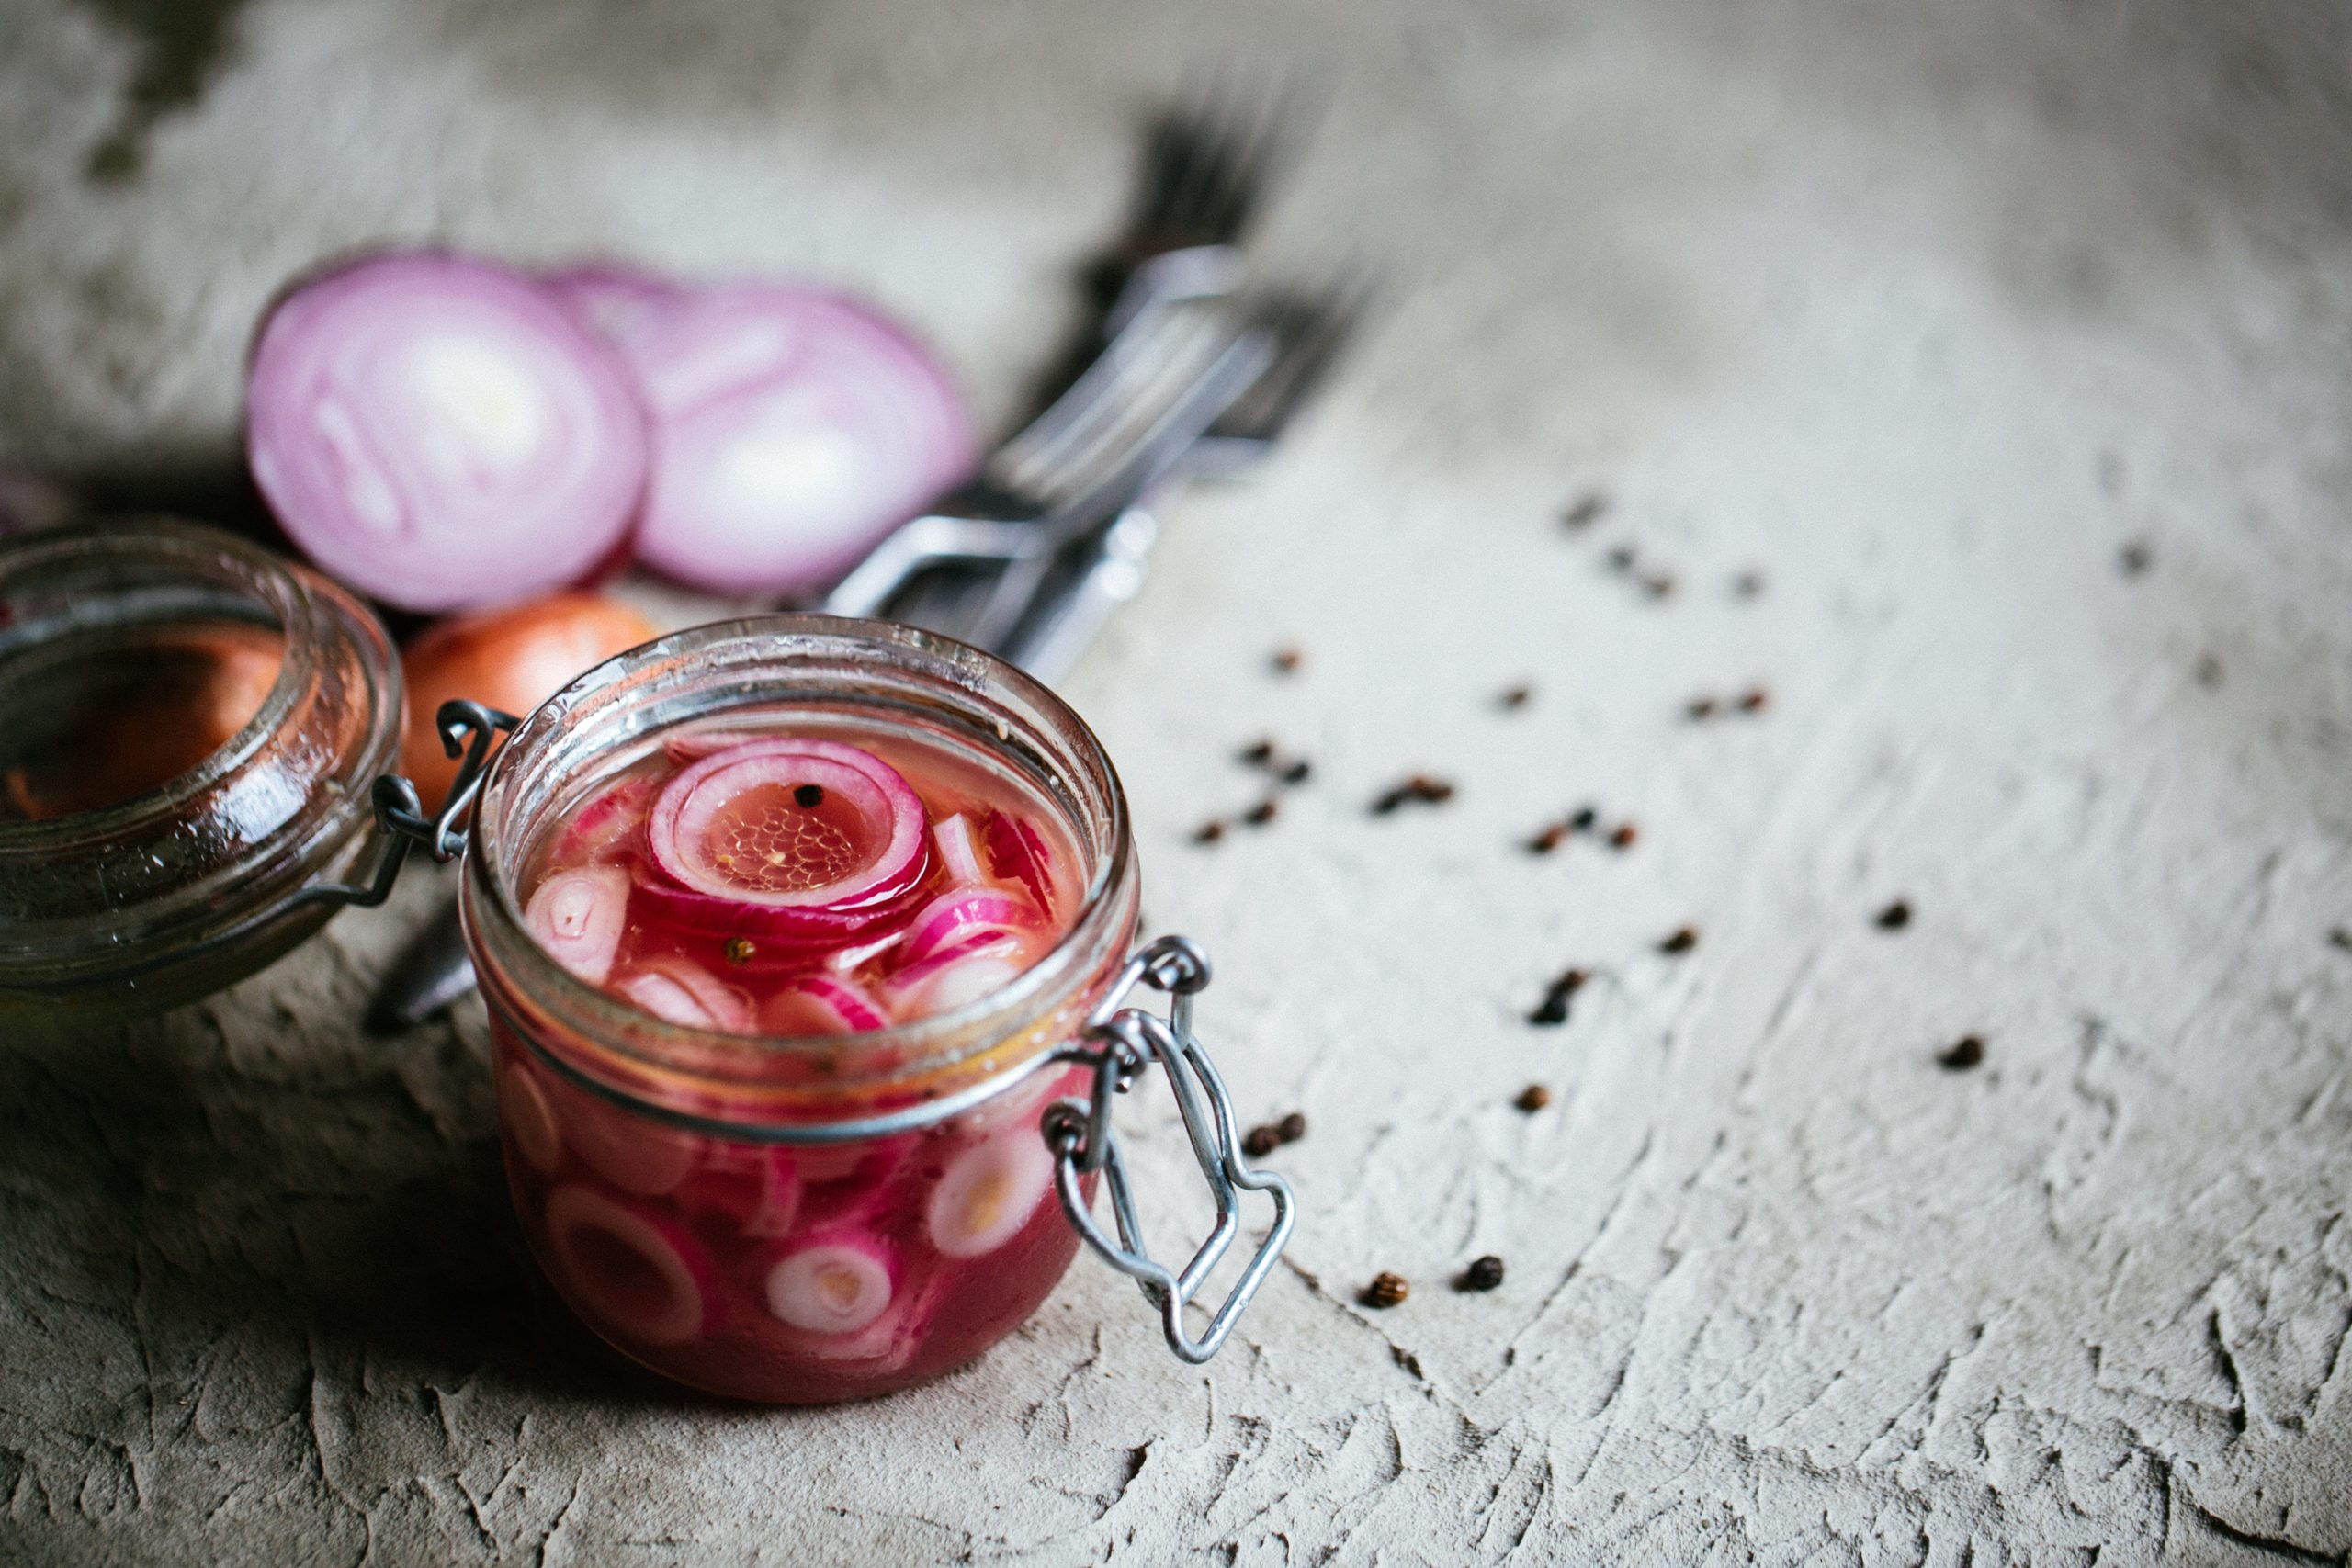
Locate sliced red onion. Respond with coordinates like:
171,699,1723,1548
245,251,649,613
613,284,976,596
545,1184,708,1346
649,739,929,919
786,1273,941,1370
983,808,1057,912
926,1131,1056,1258
551,1077,701,1195
674,1145,802,1239
897,885,1036,971
796,1130,916,1192
499,1063,564,1175
662,728,763,765
548,774,658,871
628,871,902,953
614,957,756,1034
763,1229,899,1335
886,928,1029,1021
763,973,890,1037
542,262,682,344
931,813,988,886
524,864,630,984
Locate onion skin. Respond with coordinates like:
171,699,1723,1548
245,250,650,613
399,591,656,803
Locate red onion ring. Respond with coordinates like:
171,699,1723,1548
610,284,976,596
245,251,649,612
648,739,928,916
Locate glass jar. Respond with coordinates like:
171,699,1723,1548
0,520,403,1020
447,616,1292,1403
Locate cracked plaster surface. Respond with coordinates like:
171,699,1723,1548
2,0,2350,1561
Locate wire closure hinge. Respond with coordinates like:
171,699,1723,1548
294,701,519,914
1040,935,1297,1365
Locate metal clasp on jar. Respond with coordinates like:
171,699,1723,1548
302,700,519,909
1040,936,1297,1364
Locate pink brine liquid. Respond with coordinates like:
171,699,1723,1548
491,715,1098,1402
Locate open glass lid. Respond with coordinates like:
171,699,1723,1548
0,519,403,1021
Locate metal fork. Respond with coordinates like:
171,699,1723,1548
999,279,1367,678
833,85,1306,634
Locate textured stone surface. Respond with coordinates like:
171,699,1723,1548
5,0,2352,1562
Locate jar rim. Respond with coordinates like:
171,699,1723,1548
461,615,1139,1098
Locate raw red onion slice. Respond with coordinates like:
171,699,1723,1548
499,1063,564,1175
983,809,1057,912
927,1132,1056,1258
763,974,890,1037
545,1185,708,1346
524,864,630,983
615,958,756,1034
542,262,682,344
932,814,988,886
764,1230,899,1335
649,739,928,916
245,251,649,613
614,284,976,596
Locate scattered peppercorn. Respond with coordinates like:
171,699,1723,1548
1243,797,1280,826
1562,491,1611,530
1457,1255,1506,1292
1732,570,1766,599
1736,686,1769,714
1242,1125,1282,1158
2118,541,2153,577
2330,927,2351,953
1271,646,1304,674
1642,573,1677,600
1276,1111,1307,1143
1279,758,1312,784
1568,806,1599,832
1608,822,1639,850
793,784,824,808
1193,818,1227,844
1686,695,1718,721
1240,739,1276,765
1498,684,1533,710
1372,774,1456,815
1526,967,1587,1027
1527,821,1571,855
1605,547,1637,573
723,937,757,966
1875,899,1913,931
1658,926,1699,955
1515,1083,1552,1112
1361,1272,1410,1309
1937,1035,1986,1071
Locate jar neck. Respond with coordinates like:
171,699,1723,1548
461,615,1140,1124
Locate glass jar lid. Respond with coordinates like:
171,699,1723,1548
0,519,402,1019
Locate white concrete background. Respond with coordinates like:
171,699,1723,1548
3,0,2350,1562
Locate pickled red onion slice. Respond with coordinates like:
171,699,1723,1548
897,886,1036,970
615,285,976,596
524,864,629,983
763,973,889,1037
675,1145,802,1239
244,252,649,613
764,1231,899,1335
615,958,755,1034
927,1133,1055,1258
499,1064,564,1175
649,739,926,914
546,774,657,871
886,928,1029,1019
931,813,988,886
982,809,1057,911
545,1185,707,1346
553,1078,700,1195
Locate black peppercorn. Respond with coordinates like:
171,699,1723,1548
1457,1256,1506,1292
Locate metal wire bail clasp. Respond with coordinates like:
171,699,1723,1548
1040,935,1298,1364
289,701,519,914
